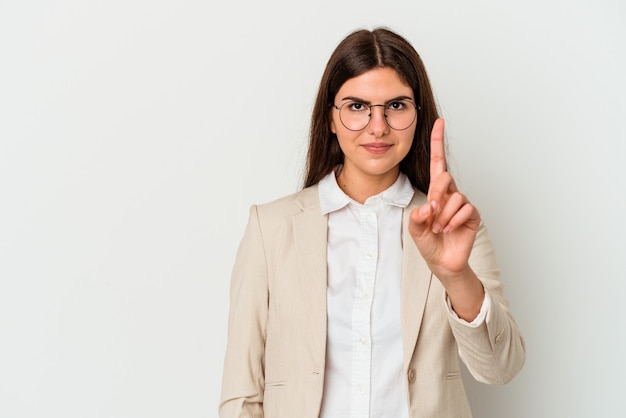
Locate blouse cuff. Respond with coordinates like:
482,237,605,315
446,291,491,328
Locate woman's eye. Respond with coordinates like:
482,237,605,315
348,102,367,111
387,101,406,111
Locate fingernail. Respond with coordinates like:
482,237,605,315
430,200,438,213
419,205,429,216
432,222,442,233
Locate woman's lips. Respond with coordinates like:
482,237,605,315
362,143,392,155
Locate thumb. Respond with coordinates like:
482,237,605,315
408,202,434,239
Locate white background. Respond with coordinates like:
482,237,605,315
1,1,625,417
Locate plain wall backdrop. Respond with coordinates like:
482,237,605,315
1,0,625,417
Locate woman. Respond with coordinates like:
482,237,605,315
219,27,525,418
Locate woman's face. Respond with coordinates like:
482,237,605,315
330,66,417,186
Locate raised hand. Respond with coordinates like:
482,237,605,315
408,118,484,319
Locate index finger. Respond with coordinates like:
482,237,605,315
430,118,447,180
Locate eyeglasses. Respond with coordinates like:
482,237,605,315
332,99,419,131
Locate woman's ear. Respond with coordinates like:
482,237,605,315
330,110,337,134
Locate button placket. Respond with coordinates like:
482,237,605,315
350,206,378,417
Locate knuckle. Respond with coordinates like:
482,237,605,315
451,191,466,201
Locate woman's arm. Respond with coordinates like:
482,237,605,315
446,223,526,384
219,205,268,418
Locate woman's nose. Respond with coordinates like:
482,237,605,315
367,105,390,135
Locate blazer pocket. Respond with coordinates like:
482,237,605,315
445,372,461,380
265,380,287,389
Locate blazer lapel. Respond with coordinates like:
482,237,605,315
292,186,328,369
401,193,434,370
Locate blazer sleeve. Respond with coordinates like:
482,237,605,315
446,222,527,384
219,205,267,418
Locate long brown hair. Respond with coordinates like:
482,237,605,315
303,27,440,194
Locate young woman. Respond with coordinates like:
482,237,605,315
219,27,525,418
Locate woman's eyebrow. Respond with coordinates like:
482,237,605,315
338,95,370,104
338,95,415,104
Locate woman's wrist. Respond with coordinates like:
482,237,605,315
438,267,485,322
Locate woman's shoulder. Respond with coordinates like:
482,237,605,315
253,184,321,220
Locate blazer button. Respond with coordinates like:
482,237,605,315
407,369,416,383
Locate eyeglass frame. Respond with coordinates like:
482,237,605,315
331,99,421,132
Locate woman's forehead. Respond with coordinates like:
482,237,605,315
336,67,414,102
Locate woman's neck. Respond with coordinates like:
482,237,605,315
336,167,400,204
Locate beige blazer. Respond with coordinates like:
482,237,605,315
219,185,525,418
